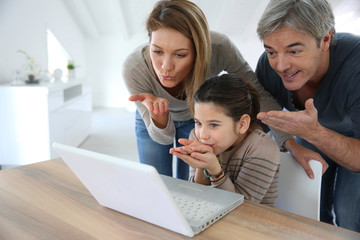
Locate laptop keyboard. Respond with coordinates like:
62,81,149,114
171,192,223,222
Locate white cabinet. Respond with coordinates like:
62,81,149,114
0,79,92,169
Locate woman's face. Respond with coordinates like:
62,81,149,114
150,28,195,89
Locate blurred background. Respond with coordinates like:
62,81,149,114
1,0,360,110
1,0,360,167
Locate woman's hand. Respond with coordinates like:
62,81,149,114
129,93,169,114
129,93,169,128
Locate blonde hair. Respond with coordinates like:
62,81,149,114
146,0,211,115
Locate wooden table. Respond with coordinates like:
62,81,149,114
0,159,359,240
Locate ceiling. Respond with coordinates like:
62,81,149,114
63,0,360,41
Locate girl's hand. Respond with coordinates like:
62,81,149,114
129,93,169,114
170,138,220,173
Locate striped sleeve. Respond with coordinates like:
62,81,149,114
233,156,279,204
214,130,280,206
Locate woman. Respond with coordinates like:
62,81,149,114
123,0,278,180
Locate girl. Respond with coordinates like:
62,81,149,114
170,74,280,206
123,0,280,180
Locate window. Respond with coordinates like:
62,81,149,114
47,29,70,80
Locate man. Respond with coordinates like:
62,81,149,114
255,0,360,232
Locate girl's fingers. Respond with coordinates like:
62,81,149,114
171,152,203,168
189,144,213,153
173,146,192,155
178,138,194,146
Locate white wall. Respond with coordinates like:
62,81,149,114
0,0,85,83
2,0,357,109
86,32,147,109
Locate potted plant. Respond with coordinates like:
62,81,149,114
67,60,76,79
17,49,42,84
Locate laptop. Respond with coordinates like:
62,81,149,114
53,142,244,237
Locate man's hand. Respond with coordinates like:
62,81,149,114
284,139,328,179
257,98,330,178
257,98,319,139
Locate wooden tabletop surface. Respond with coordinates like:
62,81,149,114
0,158,359,240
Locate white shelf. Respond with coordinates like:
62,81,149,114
0,79,92,169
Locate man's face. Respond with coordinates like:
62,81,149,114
263,26,330,91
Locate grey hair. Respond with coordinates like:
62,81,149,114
257,0,336,47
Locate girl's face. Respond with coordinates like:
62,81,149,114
194,102,244,155
150,27,195,89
